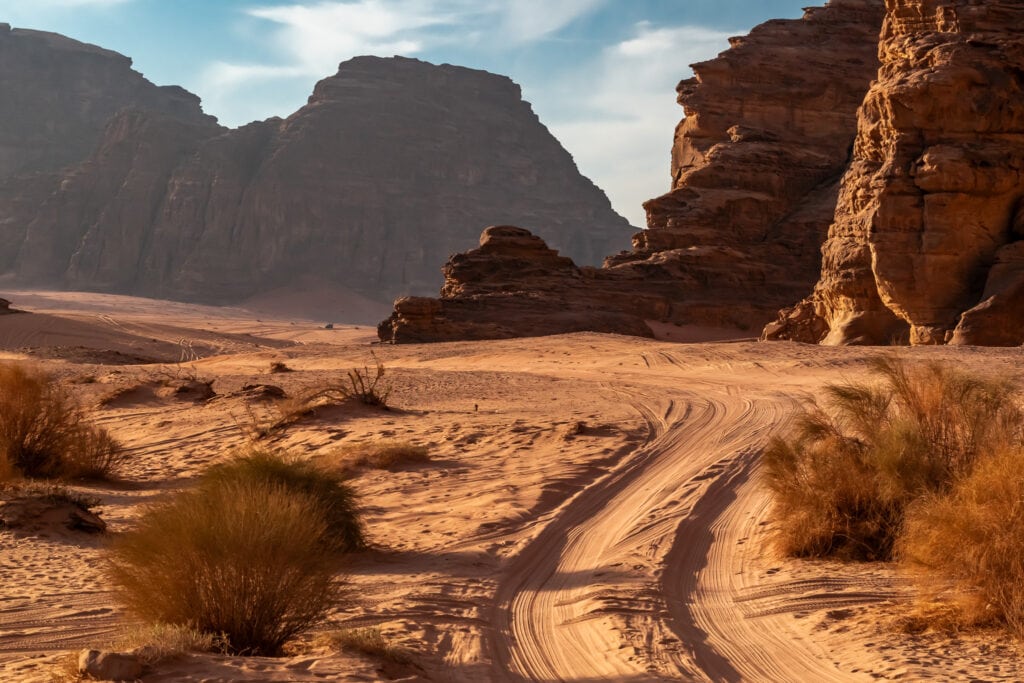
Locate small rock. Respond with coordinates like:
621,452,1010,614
78,649,143,681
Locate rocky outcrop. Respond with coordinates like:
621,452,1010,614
380,0,887,342
378,226,655,342
0,47,630,305
767,0,1024,346
0,24,215,180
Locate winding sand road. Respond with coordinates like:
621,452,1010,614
488,351,895,682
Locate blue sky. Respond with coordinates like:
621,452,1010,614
0,0,810,226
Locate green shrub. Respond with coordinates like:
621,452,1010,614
0,363,124,481
763,358,1022,560
107,480,342,655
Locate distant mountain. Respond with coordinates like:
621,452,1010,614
0,26,631,309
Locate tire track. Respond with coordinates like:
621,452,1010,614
489,353,887,682
489,388,763,681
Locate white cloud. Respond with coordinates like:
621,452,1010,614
199,0,607,97
499,0,605,42
536,23,733,226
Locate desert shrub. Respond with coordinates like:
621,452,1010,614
327,440,430,472
900,446,1024,635
247,358,393,437
319,627,413,665
107,479,343,656
763,357,1022,560
201,448,364,552
299,355,391,409
0,364,125,481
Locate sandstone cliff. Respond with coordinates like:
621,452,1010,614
0,24,215,180
0,47,630,307
766,0,1024,346
379,0,886,343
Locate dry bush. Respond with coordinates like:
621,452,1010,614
107,479,344,656
900,446,1024,635
244,357,393,438
0,364,125,481
115,623,221,664
327,440,429,472
319,627,413,665
202,448,364,552
298,355,391,409
763,357,1022,560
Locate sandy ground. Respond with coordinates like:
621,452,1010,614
1,290,1023,682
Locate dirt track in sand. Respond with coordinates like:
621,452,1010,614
2,292,1024,681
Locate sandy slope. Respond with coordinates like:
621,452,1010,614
1,291,1023,682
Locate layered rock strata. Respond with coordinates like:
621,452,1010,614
378,226,656,343
766,0,1024,346
0,48,630,305
0,24,215,180
379,0,886,342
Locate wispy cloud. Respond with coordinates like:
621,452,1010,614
537,23,732,225
499,0,604,42
200,0,606,94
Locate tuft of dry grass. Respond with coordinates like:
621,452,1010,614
319,627,414,665
900,446,1024,636
202,447,364,552
325,440,430,472
239,357,394,439
0,363,125,482
762,357,1022,560
107,478,344,656
115,623,221,664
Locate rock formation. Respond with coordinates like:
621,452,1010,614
378,226,655,343
612,0,886,327
766,0,1024,346
0,24,215,180
0,44,630,306
379,0,886,343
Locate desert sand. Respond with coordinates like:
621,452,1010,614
1,291,1022,682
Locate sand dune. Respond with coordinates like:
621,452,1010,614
1,292,1023,682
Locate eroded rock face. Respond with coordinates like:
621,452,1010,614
380,1,886,343
767,0,1024,346
0,49,630,305
377,226,655,342
0,24,215,180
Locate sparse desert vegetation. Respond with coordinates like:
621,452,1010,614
319,626,414,665
324,439,430,472
107,449,361,655
764,357,1024,634
0,363,125,481
7,296,1024,682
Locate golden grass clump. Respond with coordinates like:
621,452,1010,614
0,363,124,481
202,447,364,552
107,479,343,656
763,357,1022,560
899,446,1024,636
327,440,430,472
319,627,413,665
